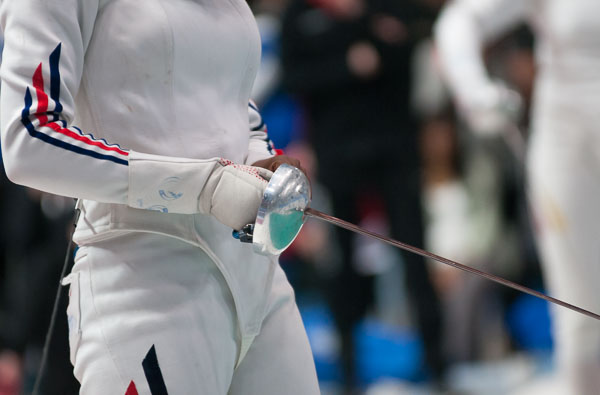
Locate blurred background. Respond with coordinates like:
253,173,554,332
0,0,564,394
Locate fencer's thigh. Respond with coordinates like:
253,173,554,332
67,232,239,395
228,265,320,395
527,106,600,394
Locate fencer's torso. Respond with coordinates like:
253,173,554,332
76,0,261,163
73,0,274,337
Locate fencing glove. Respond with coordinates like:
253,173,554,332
128,153,271,230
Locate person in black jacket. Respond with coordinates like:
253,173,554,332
281,0,445,391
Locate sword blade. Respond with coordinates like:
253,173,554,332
304,207,600,321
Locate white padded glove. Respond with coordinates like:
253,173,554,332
128,153,272,230
463,81,523,138
199,159,272,230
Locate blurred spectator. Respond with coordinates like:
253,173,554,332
420,108,520,364
415,33,533,364
280,0,446,391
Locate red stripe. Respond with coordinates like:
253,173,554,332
44,122,129,156
125,381,139,395
274,148,284,156
32,64,49,125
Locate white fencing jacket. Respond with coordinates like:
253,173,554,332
0,0,280,340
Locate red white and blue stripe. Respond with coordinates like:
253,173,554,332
247,100,283,156
20,43,129,166
124,345,169,395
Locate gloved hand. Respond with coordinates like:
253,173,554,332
128,153,272,230
199,159,272,230
463,81,523,138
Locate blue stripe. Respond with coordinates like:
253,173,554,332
21,88,128,166
263,136,274,154
49,43,63,117
71,124,127,151
251,119,265,131
22,87,33,123
23,120,128,165
248,102,265,131
142,345,168,395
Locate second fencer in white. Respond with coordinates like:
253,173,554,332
435,1,600,394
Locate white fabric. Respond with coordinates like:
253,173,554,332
65,233,319,395
527,101,600,395
424,180,472,265
127,152,222,215
435,1,600,394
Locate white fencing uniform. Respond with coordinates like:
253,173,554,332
435,1,600,394
0,0,319,393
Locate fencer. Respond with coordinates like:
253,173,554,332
0,0,319,394
435,1,600,394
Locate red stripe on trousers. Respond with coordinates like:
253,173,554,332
125,381,139,395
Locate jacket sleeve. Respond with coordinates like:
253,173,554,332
433,0,535,110
0,0,233,215
244,100,280,165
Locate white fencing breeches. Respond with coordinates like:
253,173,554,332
63,232,320,394
528,100,600,395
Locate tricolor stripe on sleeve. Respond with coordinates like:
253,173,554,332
20,43,129,166
248,100,266,132
247,100,282,156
